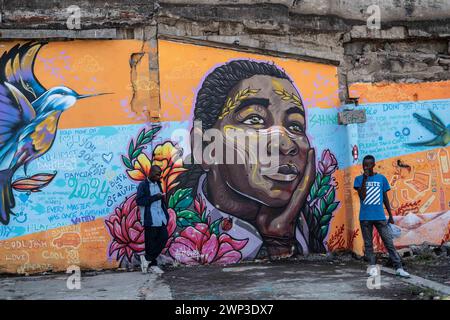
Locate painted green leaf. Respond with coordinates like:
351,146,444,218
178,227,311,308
326,202,339,214
326,188,335,204
319,213,333,226
309,182,318,199
121,156,133,169
319,198,326,213
209,218,222,235
131,147,144,159
177,210,201,223
128,139,134,158
169,188,194,211
321,174,331,186
144,126,161,139
316,185,330,198
136,129,145,145
141,138,152,145
201,209,208,223
316,172,321,183
320,225,329,240
176,217,192,228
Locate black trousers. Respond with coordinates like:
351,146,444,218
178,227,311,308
144,226,169,265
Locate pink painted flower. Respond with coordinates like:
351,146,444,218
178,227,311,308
318,149,338,175
105,194,144,262
194,195,206,215
167,208,177,237
167,223,248,265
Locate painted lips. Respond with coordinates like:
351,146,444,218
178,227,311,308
263,164,299,182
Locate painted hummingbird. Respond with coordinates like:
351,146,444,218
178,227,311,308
0,42,110,225
406,110,450,147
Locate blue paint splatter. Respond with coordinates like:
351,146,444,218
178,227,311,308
55,179,66,187
95,127,119,137
33,204,45,215
18,193,29,203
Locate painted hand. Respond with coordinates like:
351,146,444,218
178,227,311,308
256,148,316,258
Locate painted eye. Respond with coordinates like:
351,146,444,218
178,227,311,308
288,123,304,134
243,115,264,125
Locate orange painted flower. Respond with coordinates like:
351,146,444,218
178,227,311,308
126,142,187,193
152,142,187,193
126,153,152,182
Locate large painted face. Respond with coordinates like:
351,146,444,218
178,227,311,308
209,74,310,207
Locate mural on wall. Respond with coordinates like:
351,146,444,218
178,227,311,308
348,82,450,254
0,39,449,274
106,122,340,266
0,42,109,225
105,41,344,267
0,39,155,274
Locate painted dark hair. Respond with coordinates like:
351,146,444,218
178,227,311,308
194,59,292,131
177,59,294,194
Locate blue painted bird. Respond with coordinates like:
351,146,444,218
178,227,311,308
0,42,109,225
406,110,450,147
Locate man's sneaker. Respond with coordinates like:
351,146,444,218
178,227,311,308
367,265,378,277
140,255,149,274
149,265,164,275
396,268,411,278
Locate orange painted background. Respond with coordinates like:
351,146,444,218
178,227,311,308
158,40,340,122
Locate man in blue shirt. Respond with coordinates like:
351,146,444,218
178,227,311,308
354,155,410,278
136,165,169,274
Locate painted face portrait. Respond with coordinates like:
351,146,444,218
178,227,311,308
185,60,316,256
210,75,310,208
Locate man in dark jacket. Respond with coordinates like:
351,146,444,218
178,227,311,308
136,165,169,274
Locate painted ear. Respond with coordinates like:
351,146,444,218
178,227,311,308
190,125,210,172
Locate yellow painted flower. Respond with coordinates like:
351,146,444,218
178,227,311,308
152,142,187,193
126,142,187,192
126,153,152,181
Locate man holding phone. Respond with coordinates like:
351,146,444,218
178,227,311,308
136,165,169,274
354,155,410,278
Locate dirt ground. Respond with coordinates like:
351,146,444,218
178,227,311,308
400,255,450,285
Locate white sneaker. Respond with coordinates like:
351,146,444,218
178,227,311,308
149,265,164,275
140,255,149,274
367,265,378,277
396,268,411,278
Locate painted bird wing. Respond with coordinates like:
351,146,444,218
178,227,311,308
0,82,36,164
412,112,446,136
0,42,47,103
0,42,46,164
0,42,45,161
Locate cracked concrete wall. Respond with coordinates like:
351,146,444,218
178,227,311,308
1,0,450,98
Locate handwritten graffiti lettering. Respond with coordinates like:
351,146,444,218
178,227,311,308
68,177,110,201
71,215,96,225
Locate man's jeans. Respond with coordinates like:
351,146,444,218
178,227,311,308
360,220,402,269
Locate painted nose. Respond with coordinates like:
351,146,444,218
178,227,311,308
279,134,298,156
267,130,298,156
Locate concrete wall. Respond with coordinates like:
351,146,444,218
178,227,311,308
0,1,449,273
